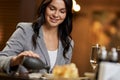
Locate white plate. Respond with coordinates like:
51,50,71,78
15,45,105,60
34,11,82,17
28,73,42,79
84,72,95,80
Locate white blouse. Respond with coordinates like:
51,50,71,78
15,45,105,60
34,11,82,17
48,49,58,70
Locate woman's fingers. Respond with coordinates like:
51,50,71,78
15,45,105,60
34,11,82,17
27,51,40,58
11,51,40,66
19,51,40,58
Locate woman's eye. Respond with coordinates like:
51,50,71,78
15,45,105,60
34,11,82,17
60,10,66,14
49,7,55,10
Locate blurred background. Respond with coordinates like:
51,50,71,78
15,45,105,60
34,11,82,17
0,0,120,76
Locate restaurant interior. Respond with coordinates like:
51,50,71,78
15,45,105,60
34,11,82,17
0,0,120,79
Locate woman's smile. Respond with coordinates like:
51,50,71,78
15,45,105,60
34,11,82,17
49,16,59,23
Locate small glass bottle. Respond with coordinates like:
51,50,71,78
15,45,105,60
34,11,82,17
108,48,118,62
98,46,107,61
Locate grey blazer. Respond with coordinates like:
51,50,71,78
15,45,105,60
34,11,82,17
0,22,74,74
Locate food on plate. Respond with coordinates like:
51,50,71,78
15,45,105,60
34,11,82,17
52,63,79,78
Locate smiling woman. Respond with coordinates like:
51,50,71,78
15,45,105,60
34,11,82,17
44,0,67,28
0,0,74,76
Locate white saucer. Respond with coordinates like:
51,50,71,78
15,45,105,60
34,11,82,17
28,73,42,79
84,72,95,80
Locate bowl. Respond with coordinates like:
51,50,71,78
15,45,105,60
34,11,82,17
22,56,50,71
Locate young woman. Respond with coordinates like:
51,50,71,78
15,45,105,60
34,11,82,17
0,0,73,75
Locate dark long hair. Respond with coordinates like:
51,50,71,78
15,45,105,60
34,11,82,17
32,0,73,58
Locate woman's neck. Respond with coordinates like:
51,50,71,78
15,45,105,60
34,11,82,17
42,24,59,51
42,24,58,36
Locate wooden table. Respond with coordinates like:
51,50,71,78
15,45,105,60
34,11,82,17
0,73,42,80
0,73,90,80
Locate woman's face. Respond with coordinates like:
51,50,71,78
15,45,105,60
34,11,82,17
45,0,66,27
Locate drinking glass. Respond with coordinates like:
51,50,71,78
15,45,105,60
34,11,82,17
90,44,100,72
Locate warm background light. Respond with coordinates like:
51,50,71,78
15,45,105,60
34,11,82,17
72,0,81,12
73,4,80,12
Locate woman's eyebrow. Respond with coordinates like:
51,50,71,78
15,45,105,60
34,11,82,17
49,4,66,10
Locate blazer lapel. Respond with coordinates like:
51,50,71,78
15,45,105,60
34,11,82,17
37,26,63,67
55,40,63,65
37,27,50,67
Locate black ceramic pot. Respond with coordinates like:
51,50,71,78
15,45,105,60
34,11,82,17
22,56,50,72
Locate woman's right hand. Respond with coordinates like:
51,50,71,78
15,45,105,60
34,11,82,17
10,51,40,66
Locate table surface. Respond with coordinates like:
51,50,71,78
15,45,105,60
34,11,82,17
0,73,90,80
0,73,40,80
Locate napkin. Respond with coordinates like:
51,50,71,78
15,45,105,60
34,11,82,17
98,62,120,80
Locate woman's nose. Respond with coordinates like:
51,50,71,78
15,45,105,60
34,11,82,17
53,11,59,18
